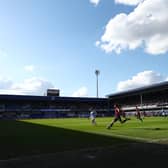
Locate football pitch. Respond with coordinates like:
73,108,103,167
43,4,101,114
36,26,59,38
0,116,168,162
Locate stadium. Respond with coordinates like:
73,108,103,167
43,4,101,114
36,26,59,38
0,82,168,168
1,81,168,119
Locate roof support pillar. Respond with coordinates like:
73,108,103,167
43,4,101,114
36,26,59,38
140,94,143,111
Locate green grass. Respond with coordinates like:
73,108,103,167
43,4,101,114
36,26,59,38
23,117,168,141
0,116,168,160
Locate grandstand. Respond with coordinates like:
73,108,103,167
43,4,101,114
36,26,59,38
0,94,110,119
107,81,168,116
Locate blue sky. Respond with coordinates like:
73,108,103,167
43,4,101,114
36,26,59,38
0,0,168,97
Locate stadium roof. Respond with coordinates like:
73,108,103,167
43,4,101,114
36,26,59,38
0,94,107,103
107,81,168,99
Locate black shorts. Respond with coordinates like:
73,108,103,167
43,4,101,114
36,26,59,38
114,115,122,123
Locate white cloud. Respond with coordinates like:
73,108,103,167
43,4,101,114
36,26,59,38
0,89,26,95
0,77,55,95
90,0,100,6
95,40,100,47
115,0,144,6
117,70,166,91
24,65,35,72
97,0,168,55
72,87,88,97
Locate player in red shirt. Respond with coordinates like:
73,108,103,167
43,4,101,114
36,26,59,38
107,104,128,129
135,105,143,122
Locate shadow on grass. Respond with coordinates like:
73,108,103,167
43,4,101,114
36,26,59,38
143,127,168,131
0,120,168,168
0,119,131,159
